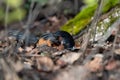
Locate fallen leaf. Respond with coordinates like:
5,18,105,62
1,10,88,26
18,47,24,52
105,60,117,70
114,49,120,55
34,56,54,72
85,54,104,72
25,46,34,52
58,52,81,64
54,66,98,80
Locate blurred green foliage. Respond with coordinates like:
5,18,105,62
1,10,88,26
0,0,50,24
61,0,120,35
0,8,4,21
34,0,48,6
4,0,23,8
0,0,26,24
103,0,120,12
7,9,26,23
84,0,96,5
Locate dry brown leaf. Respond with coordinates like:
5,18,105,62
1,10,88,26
25,46,34,52
56,59,67,67
58,52,81,64
105,60,117,70
114,49,120,55
18,47,24,52
85,54,104,72
54,66,98,80
34,56,54,72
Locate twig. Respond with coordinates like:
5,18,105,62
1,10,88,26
74,0,79,14
82,0,104,54
25,0,42,28
4,1,9,36
0,58,20,80
110,19,120,59
76,0,104,63
22,1,42,46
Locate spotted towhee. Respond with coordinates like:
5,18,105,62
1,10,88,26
8,30,75,50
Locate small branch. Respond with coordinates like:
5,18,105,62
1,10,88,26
25,1,42,28
22,1,42,46
76,0,104,63
26,0,35,27
0,58,20,80
82,0,104,53
110,19,120,59
4,1,9,36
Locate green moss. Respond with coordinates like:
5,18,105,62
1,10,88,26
103,0,120,13
96,6,120,35
4,0,23,8
0,0,26,24
61,4,97,35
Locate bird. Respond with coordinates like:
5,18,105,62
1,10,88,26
36,30,75,50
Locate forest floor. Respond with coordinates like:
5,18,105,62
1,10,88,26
0,13,120,80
